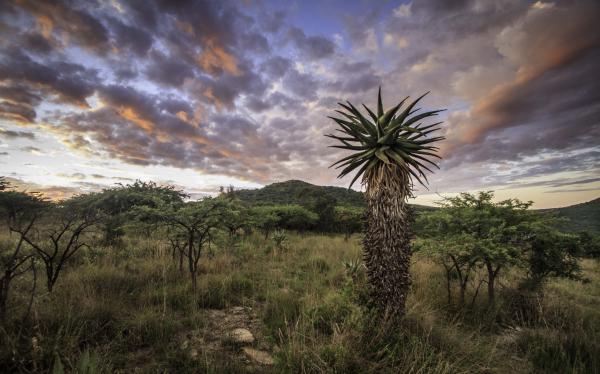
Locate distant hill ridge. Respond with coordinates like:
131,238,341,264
543,197,600,234
232,180,599,234
231,180,365,207
231,179,434,212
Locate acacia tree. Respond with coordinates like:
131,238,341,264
0,187,47,320
18,196,100,292
419,192,528,305
418,192,582,305
82,181,187,245
414,234,480,306
327,88,445,318
138,198,225,291
248,206,279,239
221,200,251,237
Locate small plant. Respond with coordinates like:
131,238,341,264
343,258,365,281
272,229,288,251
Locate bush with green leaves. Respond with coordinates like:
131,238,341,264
249,205,318,238
335,206,363,239
417,191,583,305
76,180,187,246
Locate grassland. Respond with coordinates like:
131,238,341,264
1,232,599,373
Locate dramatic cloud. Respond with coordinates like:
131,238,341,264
0,0,598,207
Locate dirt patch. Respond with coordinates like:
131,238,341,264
178,305,275,369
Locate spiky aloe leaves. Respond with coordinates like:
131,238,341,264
326,88,445,188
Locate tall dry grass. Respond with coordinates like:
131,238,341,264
0,231,598,373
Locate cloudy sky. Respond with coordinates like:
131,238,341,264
0,0,598,207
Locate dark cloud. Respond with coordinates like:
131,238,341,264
107,17,154,56
240,32,270,54
96,84,200,139
260,56,291,79
114,66,138,80
0,84,41,106
545,188,600,194
195,59,269,109
145,50,195,87
20,145,42,153
497,176,600,191
9,0,111,52
244,96,271,113
0,48,99,109
343,8,381,52
21,32,54,54
406,0,527,39
0,101,37,123
326,61,381,92
283,69,319,101
286,27,335,59
553,178,600,188
266,92,307,114
443,47,600,169
0,128,35,139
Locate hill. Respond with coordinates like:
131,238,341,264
542,197,600,234
231,179,436,212
231,180,364,206
233,181,598,234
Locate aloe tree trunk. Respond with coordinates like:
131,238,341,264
363,164,412,319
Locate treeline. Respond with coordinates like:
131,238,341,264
1,178,598,324
0,179,363,321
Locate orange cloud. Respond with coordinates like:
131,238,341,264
117,106,155,133
197,38,241,76
36,14,53,39
442,1,600,155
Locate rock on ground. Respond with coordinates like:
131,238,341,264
242,347,274,366
229,328,255,344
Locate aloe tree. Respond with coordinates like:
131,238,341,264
327,88,444,318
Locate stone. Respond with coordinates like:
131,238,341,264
242,347,274,365
229,328,255,344
180,340,189,350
